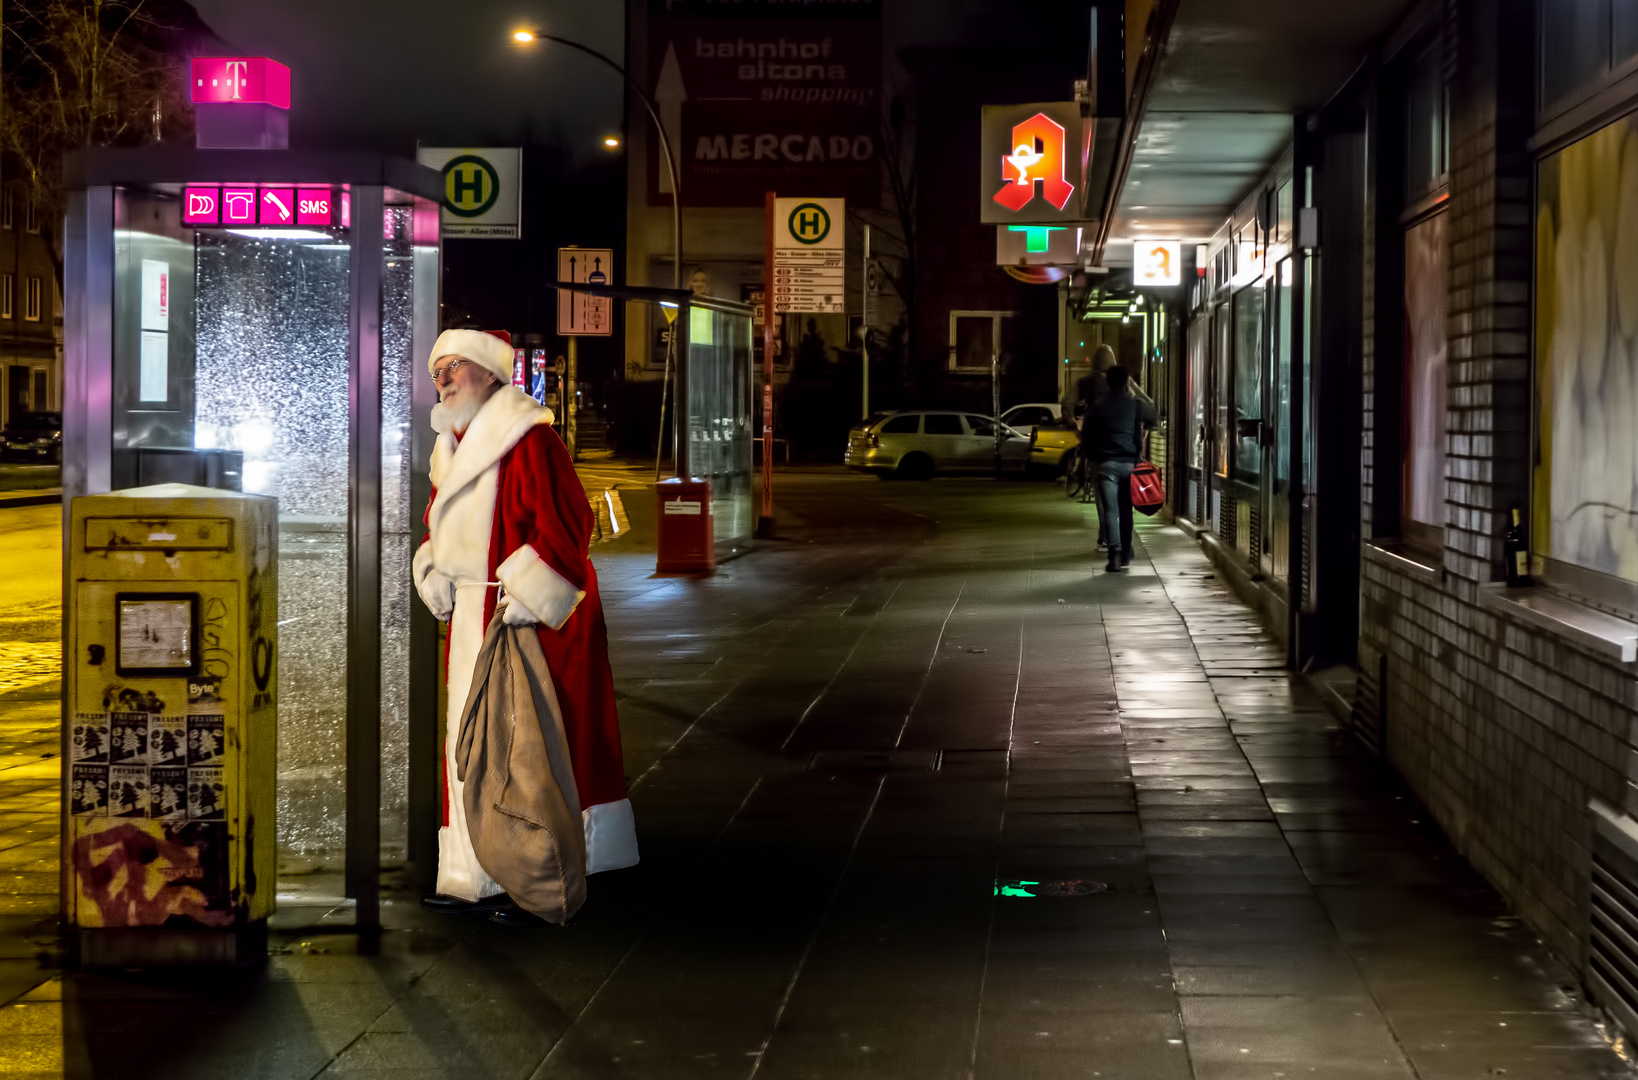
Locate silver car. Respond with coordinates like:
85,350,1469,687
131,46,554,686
844,410,1032,479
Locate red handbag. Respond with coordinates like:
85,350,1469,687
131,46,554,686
1131,462,1165,516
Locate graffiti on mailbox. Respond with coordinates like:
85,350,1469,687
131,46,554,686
71,821,233,927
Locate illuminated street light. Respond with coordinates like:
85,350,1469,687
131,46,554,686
509,29,680,290
603,136,621,149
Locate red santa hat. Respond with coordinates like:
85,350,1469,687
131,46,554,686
429,328,515,384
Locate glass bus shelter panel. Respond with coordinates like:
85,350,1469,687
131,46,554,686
378,194,439,863
686,304,754,549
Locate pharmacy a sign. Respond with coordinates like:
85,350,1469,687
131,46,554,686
417,147,522,239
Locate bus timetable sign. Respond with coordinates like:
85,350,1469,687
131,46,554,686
772,197,844,314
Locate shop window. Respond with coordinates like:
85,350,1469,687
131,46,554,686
1404,40,1449,205
1534,110,1638,586
0,275,11,320
1540,0,1638,114
1402,212,1447,544
1232,285,1264,482
947,311,1014,373
22,278,41,322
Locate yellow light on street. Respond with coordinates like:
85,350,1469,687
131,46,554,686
603,136,621,149
512,30,535,43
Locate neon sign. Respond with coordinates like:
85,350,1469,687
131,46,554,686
993,113,1074,214
1135,240,1182,286
183,187,219,225
190,57,291,109
180,186,339,229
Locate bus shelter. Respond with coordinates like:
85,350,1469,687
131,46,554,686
61,148,444,931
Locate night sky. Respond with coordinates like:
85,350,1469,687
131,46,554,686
187,0,627,163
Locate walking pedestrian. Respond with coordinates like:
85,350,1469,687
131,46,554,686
1073,346,1155,549
413,329,638,926
1080,364,1158,572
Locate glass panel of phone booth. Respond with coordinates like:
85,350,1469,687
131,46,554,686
379,194,439,862
111,186,354,870
106,186,444,876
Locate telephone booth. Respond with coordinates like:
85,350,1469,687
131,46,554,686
61,138,444,940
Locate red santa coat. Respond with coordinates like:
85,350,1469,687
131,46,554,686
414,386,637,900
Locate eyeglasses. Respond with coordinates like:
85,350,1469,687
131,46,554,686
431,358,469,384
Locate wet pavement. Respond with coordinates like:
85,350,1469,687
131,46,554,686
0,474,1631,1078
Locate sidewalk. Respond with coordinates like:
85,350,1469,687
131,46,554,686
0,474,1628,1078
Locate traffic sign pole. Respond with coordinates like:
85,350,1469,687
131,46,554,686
757,191,776,538
862,223,871,421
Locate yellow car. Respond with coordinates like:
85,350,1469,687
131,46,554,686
1000,404,1077,475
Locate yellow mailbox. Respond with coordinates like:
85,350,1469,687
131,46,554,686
65,484,277,966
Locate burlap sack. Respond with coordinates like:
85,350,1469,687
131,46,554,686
454,608,587,923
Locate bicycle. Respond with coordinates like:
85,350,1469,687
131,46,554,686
1062,445,1094,502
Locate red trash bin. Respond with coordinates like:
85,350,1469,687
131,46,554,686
656,478,715,573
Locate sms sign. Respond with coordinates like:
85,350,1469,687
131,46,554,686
190,57,291,109
297,189,332,226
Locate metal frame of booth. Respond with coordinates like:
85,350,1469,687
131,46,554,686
62,149,443,936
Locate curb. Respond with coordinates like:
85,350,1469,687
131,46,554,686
0,490,63,509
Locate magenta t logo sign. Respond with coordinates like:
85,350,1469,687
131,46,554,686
190,57,291,109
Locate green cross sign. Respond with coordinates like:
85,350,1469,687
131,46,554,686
1008,225,1065,254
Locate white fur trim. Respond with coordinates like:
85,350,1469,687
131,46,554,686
496,544,585,631
412,540,454,621
437,582,507,901
426,388,554,576
430,328,516,385
583,799,639,874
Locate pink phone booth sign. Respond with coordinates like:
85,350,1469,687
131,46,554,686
297,189,332,226
221,188,257,224
183,187,219,224
259,188,294,225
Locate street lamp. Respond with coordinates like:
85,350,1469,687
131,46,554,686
511,29,686,481
509,29,681,291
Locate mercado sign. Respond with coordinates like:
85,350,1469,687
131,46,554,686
649,0,881,208
979,101,1085,226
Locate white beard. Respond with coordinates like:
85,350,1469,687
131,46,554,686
432,393,485,435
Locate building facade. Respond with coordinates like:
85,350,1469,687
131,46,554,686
0,182,62,425
1142,0,1638,1038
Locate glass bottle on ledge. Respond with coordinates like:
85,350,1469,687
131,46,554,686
1504,505,1533,588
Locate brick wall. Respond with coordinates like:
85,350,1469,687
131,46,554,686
1357,0,1622,970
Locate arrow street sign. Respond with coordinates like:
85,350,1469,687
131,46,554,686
558,247,614,336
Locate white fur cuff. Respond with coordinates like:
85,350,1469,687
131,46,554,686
584,799,639,874
496,544,585,631
413,541,454,622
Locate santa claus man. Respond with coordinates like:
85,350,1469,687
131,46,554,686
413,329,638,926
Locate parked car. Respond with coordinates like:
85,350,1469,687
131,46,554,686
845,410,1031,478
1,411,62,464
1001,402,1077,475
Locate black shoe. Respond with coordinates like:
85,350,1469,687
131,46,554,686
421,893,511,916
1120,549,1133,566
1105,557,1122,573
488,905,548,928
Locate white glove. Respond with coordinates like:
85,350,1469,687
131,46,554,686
500,593,542,626
412,542,454,622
